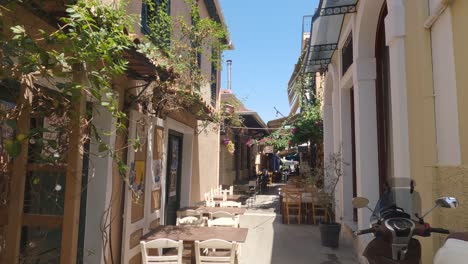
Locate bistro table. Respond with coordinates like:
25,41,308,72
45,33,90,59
212,194,244,202
180,206,246,216
141,225,248,263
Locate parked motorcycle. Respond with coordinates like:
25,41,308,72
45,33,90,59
352,190,459,263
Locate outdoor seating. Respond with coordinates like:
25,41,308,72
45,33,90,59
220,201,241,208
209,211,236,220
209,211,239,228
283,190,302,224
140,238,183,264
194,239,238,264
176,216,204,227
204,192,215,207
247,180,259,207
177,209,202,219
221,185,234,195
141,226,248,264
207,217,238,228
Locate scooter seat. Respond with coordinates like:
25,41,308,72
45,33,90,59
447,232,468,242
434,237,468,264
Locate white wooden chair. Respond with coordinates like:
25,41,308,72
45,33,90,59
209,211,235,220
207,217,238,228
204,192,215,207
140,238,183,264
176,216,204,226
177,209,202,219
220,201,241,208
208,212,238,228
194,239,237,264
221,186,234,195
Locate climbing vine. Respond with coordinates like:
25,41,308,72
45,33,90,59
0,0,230,261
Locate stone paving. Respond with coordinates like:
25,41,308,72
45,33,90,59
237,184,358,264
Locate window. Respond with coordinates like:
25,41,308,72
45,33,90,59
210,59,217,106
341,33,353,75
141,0,171,49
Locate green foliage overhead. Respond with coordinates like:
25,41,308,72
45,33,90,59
291,103,323,145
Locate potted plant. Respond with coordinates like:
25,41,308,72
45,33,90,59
314,150,346,248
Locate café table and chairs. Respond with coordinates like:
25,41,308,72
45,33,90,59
220,201,242,208
279,182,329,225
141,225,248,264
140,238,184,264
195,239,238,264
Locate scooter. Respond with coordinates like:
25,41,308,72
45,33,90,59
352,192,459,264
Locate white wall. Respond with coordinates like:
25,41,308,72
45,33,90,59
83,105,115,264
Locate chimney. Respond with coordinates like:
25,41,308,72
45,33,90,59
227,59,232,91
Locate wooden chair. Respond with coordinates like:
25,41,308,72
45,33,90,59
311,191,329,224
194,239,237,264
176,216,204,227
221,185,234,195
140,238,183,264
209,211,235,220
283,190,302,224
247,180,259,207
204,192,215,207
177,209,202,219
220,201,241,208
208,211,238,228
207,218,238,228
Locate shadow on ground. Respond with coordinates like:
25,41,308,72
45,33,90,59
239,183,358,264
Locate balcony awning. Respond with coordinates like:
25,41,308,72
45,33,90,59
303,0,358,74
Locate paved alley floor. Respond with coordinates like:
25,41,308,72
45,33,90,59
237,185,358,264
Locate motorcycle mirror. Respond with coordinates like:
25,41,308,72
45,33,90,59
352,197,369,209
435,197,459,209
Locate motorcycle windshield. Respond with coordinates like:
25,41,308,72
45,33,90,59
371,188,411,221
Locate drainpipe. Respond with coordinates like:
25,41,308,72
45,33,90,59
227,59,232,91
424,0,453,29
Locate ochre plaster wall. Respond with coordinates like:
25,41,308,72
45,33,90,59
451,1,468,164
404,0,438,263
433,166,468,244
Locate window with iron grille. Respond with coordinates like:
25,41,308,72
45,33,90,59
210,60,217,106
141,0,171,49
342,33,353,75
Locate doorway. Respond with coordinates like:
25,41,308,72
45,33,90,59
164,130,183,225
375,2,392,194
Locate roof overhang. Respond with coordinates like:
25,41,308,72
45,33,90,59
238,111,267,129
303,0,358,74
204,0,234,50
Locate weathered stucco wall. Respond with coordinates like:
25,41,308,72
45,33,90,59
451,0,468,164
433,166,468,246
404,0,437,263
192,122,220,203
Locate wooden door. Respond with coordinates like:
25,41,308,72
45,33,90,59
164,130,183,225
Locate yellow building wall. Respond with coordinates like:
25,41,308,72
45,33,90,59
431,0,468,255
406,1,468,263
452,1,468,164
404,0,438,263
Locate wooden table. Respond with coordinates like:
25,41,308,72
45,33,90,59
180,206,246,215
142,225,248,243
212,194,244,202
279,192,327,224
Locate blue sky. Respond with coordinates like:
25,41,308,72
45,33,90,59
219,0,318,123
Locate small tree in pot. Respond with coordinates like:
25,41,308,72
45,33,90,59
313,149,347,248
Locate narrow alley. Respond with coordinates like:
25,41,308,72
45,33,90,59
238,185,357,264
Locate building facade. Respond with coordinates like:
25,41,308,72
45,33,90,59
295,0,468,263
0,0,230,263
